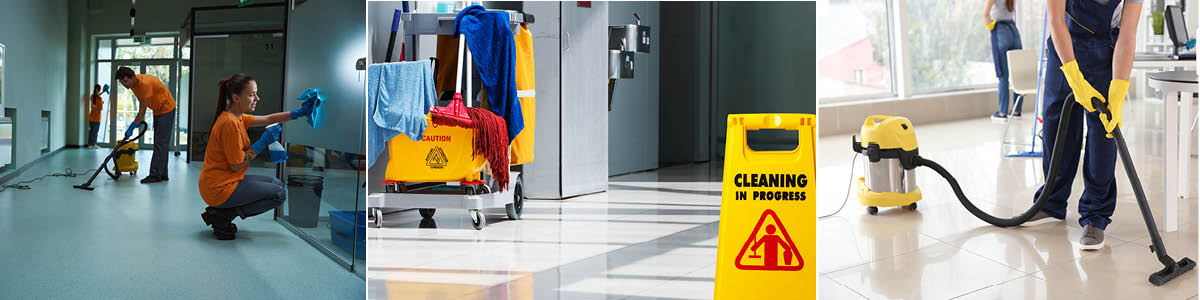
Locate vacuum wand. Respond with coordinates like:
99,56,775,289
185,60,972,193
1090,97,1196,286
74,122,147,191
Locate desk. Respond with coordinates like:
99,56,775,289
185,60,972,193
1133,53,1194,99
1148,70,1197,232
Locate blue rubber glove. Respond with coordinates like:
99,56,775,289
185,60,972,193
290,98,315,120
251,124,283,154
123,121,145,139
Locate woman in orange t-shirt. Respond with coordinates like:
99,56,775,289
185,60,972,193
86,84,104,148
198,73,313,240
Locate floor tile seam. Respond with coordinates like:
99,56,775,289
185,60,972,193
821,235,953,276
821,275,871,300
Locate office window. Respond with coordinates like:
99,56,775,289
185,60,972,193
905,0,997,92
817,0,894,101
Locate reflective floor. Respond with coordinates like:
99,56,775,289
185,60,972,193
367,163,724,300
818,98,1199,299
0,149,364,299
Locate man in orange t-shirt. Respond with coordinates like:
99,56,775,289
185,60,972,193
116,67,177,184
85,84,104,148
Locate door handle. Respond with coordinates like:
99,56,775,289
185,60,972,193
562,31,571,52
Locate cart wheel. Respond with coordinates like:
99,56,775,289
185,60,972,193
129,171,136,176
867,206,879,215
906,202,918,211
505,181,524,220
384,184,396,193
371,208,383,228
464,186,477,195
470,209,485,230
419,208,436,219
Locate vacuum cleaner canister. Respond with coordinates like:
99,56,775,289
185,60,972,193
852,115,921,215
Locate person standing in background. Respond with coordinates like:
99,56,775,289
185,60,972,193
86,84,103,149
986,0,1023,120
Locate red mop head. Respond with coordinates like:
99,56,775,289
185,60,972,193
463,107,510,191
430,93,474,128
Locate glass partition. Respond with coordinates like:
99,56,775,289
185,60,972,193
278,144,367,276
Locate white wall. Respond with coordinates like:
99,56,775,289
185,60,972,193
0,0,69,172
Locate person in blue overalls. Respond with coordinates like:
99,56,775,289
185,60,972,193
1024,0,1142,250
986,0,1023,120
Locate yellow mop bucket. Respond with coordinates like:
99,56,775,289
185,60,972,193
385,114,486,183
714,114,815,299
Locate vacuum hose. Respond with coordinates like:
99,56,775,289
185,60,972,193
904,94,1193,285
912,93,1077,227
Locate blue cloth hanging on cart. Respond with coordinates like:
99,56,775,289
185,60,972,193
367,61,438,168
455,4,523,142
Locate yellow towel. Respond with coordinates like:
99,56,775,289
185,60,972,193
509,24,536,165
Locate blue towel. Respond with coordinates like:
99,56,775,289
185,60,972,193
296,88,325,129
367,61,437,168
455,5,523,142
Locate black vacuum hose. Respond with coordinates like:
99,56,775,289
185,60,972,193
913,93,1080,227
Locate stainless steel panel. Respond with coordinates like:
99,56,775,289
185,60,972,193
863,158,916,194
560,1,609,197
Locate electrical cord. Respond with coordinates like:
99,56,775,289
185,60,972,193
820,152,859,219
0,168,97,192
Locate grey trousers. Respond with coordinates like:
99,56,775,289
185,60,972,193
87,122,100,146
216,174,286,219
149,111,174,178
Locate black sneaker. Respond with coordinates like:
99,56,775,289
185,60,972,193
140,176,165,184
202,207,239,240
201,207,238,233
1011,111,1023,118
991,112,1007,120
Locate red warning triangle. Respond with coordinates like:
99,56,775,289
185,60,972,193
734,209,803,271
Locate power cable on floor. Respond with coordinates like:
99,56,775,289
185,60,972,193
820,152,859,219
0,168,97,192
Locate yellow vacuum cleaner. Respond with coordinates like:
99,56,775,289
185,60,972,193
74,121,147,190
851,115,921,215
849,94,1193,286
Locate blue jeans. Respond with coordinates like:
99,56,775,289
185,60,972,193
990,20,1023,114
216,174,286,219
87,122,100,146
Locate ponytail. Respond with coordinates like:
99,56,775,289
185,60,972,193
1006,0,1014,12
212,73,254,126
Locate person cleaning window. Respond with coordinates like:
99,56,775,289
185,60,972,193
1024,0,1142,250
115,67,177,183
198,73,314,240
86,84,104,149
986,0,1023,120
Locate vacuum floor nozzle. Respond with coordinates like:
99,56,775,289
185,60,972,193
1150,257,1195,286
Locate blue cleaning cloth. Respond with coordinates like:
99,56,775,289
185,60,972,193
455,5,523,142
297,88,325,129
366,61,438,168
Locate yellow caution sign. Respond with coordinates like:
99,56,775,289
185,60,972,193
714,114,815,300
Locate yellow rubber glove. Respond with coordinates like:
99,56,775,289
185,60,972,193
1102,79,1129,138
986,20,997,31
1059,60,1105,112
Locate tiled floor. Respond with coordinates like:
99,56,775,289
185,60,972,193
0,149,364,299
367,164,724,300
817,98,1199,299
